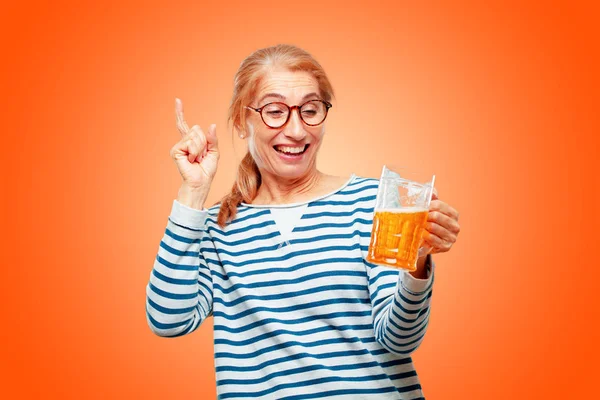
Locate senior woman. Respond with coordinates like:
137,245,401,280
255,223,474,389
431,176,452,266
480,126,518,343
146,44,460,399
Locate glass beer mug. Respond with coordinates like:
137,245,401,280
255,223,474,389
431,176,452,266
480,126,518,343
366,166,436,271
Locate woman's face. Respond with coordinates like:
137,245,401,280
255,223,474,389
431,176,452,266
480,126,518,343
245,67,326,180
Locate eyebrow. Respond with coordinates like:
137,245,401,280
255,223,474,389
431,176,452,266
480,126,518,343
258,92,320,105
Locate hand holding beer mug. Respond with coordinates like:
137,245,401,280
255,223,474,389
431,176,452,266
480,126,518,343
367,166,436,271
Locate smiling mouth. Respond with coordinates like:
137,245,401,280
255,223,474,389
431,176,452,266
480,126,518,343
273,144,309,155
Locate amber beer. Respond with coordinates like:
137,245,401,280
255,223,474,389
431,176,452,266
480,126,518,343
366,208,429,271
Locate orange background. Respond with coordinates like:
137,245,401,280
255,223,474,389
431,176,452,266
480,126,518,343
1,0,599,398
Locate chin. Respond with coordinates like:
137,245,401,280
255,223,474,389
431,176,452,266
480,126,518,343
273,164,311,179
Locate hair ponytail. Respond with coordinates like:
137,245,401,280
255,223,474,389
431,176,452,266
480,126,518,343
217,152,261,228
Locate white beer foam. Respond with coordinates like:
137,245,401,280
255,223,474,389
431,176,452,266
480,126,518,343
376,207,428,213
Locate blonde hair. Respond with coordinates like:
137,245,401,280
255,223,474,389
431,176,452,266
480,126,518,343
216,44,335,227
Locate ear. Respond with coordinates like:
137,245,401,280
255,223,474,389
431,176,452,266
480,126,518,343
234,122,248,139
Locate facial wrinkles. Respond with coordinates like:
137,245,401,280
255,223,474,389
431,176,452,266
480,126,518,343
246,121,264,168
248,120,325,173
257,74,318,107
259,82,322,146
245,69,327,182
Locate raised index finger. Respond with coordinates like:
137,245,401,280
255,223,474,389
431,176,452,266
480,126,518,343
175,98,190,136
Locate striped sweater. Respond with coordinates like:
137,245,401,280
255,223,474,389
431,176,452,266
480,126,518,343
146,175,435,399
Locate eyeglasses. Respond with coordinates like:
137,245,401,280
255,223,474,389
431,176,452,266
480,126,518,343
245,99,332,129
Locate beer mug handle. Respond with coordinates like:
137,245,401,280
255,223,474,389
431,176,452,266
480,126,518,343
418,177,436,259
418,242,432,258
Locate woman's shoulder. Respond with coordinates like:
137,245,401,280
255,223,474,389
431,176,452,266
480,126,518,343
321,174,354,191
322,173,378,189
341,174,379,189
319,173,379,200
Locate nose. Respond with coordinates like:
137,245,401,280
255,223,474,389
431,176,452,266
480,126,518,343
283,107,307,140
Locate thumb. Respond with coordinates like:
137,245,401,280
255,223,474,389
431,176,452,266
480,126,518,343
206,124,219,153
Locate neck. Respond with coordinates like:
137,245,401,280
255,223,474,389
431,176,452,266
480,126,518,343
255,168,324,205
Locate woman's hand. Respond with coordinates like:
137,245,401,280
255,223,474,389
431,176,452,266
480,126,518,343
170,98,219,189
421,192,460,255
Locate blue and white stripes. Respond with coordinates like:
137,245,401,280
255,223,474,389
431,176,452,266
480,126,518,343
146,176,434,399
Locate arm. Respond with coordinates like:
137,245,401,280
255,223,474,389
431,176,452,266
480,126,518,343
366,255,435,356
145,199,214,337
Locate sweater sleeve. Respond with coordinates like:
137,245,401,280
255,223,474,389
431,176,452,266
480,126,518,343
365,256,435,356
145,200,215,338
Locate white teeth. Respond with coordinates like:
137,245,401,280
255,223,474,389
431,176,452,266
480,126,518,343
276,145,306,154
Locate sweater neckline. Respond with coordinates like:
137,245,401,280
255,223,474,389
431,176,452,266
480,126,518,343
241,174,356,209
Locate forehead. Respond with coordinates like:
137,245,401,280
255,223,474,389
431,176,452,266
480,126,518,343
256,68,319,100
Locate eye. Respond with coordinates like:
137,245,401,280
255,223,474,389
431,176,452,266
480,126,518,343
267,110,285,117
263,103,288,118
301,101,324,117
